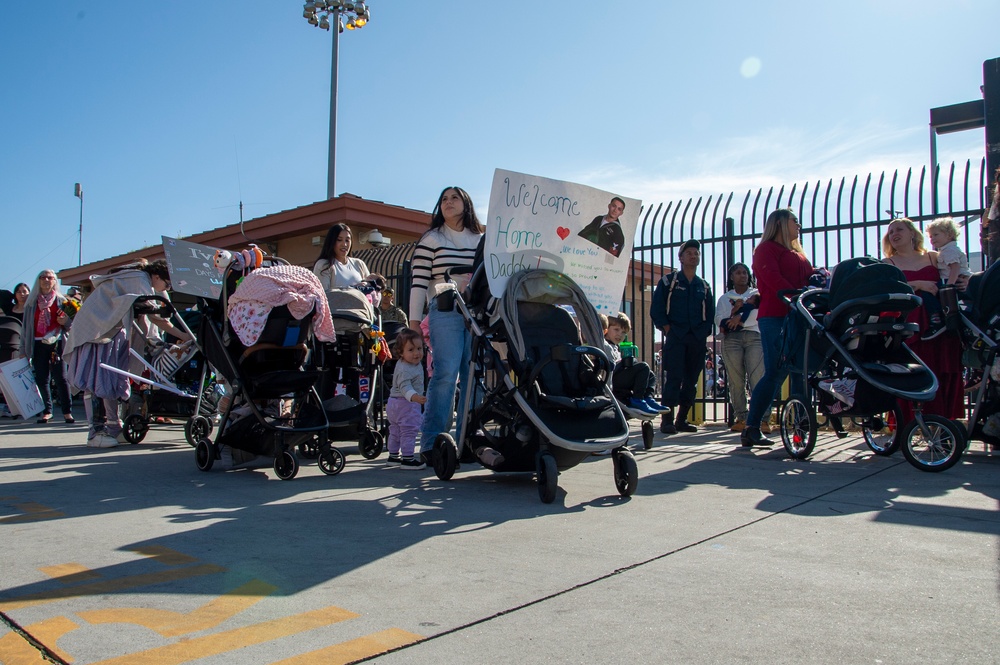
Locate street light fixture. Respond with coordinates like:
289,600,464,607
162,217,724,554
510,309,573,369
74,182,83,266
302,1,371,200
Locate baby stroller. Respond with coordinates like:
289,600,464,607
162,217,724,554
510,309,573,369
193,258,341,480
0,315,21,418
778,257,962,471
119,308,223,447
310,287,388,461
429,267,635,504
955,258,1000,454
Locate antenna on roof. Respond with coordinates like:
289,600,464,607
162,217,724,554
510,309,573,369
233,137,262,245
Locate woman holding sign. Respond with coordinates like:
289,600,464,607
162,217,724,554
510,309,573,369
408,187,484,464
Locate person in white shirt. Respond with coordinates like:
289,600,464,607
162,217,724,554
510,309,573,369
312,223,370,290
714,262,767,433
408,186,484,459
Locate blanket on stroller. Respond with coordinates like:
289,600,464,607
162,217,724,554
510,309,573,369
228,265,337,346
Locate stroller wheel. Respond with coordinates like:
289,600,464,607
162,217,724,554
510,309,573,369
901,415,966,472
274,449,299,480
433,433,458,481
122,414,148,444
641,420,654,450
780,396,816,460
195,438,216,472
861,405,903,456
359,430,384,460
613,448,638,497
536,451,558,504
184,415,213,448
318,447,346,476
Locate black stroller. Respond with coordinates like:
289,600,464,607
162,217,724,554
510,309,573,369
309,287,388,462
778,257,963,471
193,259,341,480
429,267,635,504
119,306,222,447
0,315,21,418
955,258,1000,455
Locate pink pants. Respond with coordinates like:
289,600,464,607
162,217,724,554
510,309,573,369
387,396,422,457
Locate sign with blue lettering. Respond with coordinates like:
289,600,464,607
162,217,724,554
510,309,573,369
485,169,641,312
162,236,225,299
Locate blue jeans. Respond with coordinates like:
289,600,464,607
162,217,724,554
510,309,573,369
745,317,789,428
418,297,472,452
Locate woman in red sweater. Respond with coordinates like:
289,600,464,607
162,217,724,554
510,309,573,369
741,209,815,447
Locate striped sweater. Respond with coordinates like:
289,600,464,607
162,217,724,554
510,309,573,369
408,225,482,321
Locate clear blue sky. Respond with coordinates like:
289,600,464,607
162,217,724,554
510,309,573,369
1,0,998,288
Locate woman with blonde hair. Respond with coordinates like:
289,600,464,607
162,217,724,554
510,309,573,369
741,209,816,447
19,269,74,423
881,218,963,420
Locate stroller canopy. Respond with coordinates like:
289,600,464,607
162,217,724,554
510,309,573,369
502,269,605,364
828,256,912,311
325,287,375,333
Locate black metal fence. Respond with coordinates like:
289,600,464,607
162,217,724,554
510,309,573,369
628,159,988,422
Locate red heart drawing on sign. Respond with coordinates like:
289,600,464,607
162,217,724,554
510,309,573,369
556,226,570,240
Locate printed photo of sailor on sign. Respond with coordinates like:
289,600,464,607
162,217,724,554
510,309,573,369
577,196,626,258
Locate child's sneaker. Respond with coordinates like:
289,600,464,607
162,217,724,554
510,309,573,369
921,314,946,341
626,397,659,416
643,398,671,413
400,456,425,470
386,453,401,467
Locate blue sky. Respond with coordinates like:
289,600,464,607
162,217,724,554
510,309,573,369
1,0,998,288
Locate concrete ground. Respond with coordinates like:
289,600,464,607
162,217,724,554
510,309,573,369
1,410,998,664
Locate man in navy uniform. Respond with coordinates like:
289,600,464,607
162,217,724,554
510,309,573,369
650,239,715,434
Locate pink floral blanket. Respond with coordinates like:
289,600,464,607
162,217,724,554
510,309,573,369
227,264,336,346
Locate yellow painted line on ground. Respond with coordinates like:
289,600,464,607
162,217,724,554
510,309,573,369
0,631,52,665
272,628,425,665
19,615,79,663
88,606,359,665
79,579,278,637
123,546,199,567
0,501,65,523
0,564,225,612
38,563,102,585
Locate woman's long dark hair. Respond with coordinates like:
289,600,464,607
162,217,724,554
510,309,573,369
429,186,484,234
316,223,352,264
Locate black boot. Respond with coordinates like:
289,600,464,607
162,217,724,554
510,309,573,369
660,413,677,435
674,405,697,433
740,426,774,447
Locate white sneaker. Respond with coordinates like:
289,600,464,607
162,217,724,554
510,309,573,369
88,434,119,448
115,432,129,444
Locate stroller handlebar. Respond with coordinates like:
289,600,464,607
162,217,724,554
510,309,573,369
133,294,176,318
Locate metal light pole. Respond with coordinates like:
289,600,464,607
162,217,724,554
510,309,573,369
302,1,371,200
74,182,83,266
